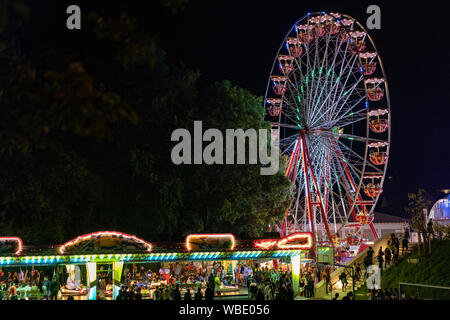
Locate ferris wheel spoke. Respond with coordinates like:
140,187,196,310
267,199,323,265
334,139,384,174
320,109,366,129
309,53,358,124
306,36,330,125
314,137,365,180
326,56,362,123
326,78,366,125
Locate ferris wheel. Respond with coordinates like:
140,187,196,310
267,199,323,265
264,12,391,247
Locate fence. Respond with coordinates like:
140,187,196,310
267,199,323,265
399,282,450,300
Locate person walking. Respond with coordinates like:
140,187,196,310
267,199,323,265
339,272,347,292
393,235,400,256
355,264,362,280
384,246,392,268
367,247,374,260
324,268,331,295
377,247,384,272
363,254,371,279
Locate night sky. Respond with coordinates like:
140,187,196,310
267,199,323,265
20,0,450,215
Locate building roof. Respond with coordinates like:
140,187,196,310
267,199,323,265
373,212,411,223
334,211,411,224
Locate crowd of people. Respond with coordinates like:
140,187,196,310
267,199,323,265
359,231,407,278
115,263,296,300
368,288,401,300
0,269,61,300
246,267,295,300
115,261,240,300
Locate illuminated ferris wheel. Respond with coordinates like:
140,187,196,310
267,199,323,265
264,12,391,247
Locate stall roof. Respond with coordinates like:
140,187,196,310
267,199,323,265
0,232,313,266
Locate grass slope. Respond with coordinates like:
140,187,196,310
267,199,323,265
355,240,450,300
381,240,450,299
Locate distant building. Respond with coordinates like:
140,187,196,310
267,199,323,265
429,194,450,225
367,212,411,240
315,212,411,242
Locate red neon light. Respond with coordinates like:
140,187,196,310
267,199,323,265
0,237,23,255
185,234,235,251
254,240,278,250
302,134,332,242
59,231,152,254
277,233,312,250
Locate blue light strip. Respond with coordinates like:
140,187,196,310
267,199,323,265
0,249,306,265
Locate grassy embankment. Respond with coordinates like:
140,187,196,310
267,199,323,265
355,240,450,300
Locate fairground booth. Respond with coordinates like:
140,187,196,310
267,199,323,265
0,232,315,300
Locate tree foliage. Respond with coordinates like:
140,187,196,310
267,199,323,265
0,5,292,244
405,189,433,233
405,189,434,253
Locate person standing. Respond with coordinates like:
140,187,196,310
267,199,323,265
264,282,273,300
299,276,305,297
246,274,252,293
17,283,25,300
427,219,434,239
205,284,214,300
49,277,60,300
256,288,265,300
194,287,203,300
339,272,347,292
249,280,257,300
166,285,173,300
173,284,181,300
30,282,40,300
43,277,51,300
8,282,17,300
307,274,315,298
402,236,409,255
243,265,249,286
184,288,192,300
239,264,245,285
135,287,142,300
214,274,222,297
